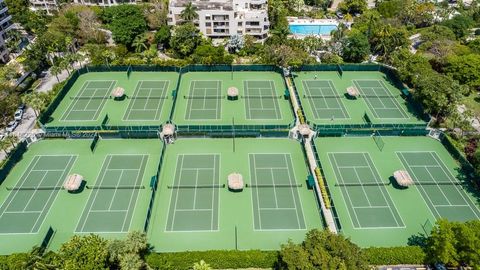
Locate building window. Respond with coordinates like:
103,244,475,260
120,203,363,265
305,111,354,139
206,16,211,20
238,22,242,26
206,22,211,26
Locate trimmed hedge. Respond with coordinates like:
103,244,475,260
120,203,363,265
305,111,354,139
146,250,278,270
363,246,426,265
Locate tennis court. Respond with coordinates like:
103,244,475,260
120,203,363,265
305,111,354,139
249,153,306,230
302,80,349,120
0,155,76,234
185,80,222,120
243,81,282,120
60,80,116,121
315,136,480,247
165,154,220,231
172,71,293,126
123,80,169,121
149,138,322,251
353,80,409,119
397,151,480,221
76,154,148,233
328,152,404,228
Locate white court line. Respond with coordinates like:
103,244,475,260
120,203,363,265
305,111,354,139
30,155,77,233
122,155,147,231
76,155,113,232
4,210,42,214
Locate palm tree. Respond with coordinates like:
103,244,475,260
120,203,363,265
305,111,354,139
22,93,46,117
50,65,62,82
22,246,57,270
60,57,71,76
193,260,212,270
180,2,198,22
101,50,115,66
0,139,8,155
133,34,148,53
5,134,18,148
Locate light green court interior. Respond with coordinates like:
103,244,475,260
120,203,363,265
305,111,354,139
315,136,480,247
293,71,426,125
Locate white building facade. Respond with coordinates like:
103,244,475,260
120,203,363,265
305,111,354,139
29,0,58,14
0,0,12,63
168,0,270,40
29,0,139,14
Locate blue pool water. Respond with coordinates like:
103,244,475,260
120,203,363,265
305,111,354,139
289,24,338,36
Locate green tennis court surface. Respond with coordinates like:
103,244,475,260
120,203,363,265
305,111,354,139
149,138,322,251
244,81,282,120
353,80,409,119
315,136,480,247
328,152,403,228
76,154,148,233
397,152,480,221
293,71,425,126
166,154,220,231
61,80,115,121
172,72,293,126
123,80,169,121
0,139,161,254
302,80,349,119
249,154,306,230
0,155,76,233
47,71,177,127
185,81,222,120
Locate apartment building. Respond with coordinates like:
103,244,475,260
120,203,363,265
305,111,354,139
168,0,270,40
0,0,12,63
29,0,139,14
72,0,138,6
29,0,58,14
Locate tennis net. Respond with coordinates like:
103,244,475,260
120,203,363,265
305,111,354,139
167,184,225,189
129,96,168,100
335,181,464,187
6,186,63,191
70,96,111,100
86,185,145,190
303,94,400,99
246,183,303,188
184,95,225,99
241,95,282,99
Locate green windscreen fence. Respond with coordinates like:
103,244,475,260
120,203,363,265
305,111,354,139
0,141,28,185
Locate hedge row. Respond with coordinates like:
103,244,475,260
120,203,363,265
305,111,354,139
363,246,426,265
146,250,278,270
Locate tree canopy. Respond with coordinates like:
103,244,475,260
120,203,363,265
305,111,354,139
101,5,148,48
279,229,369,270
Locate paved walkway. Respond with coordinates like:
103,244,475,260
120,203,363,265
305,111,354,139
1,61,87,163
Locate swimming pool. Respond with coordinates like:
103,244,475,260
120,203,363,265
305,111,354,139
289,24,338,36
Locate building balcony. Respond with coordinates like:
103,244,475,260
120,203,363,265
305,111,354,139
0,15,11,26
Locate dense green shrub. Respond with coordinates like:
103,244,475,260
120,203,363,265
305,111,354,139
146,250,278,270
363,246,426,265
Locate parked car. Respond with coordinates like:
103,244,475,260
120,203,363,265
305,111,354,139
6,121,19,133
17,104,26,111
14,109,23,121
